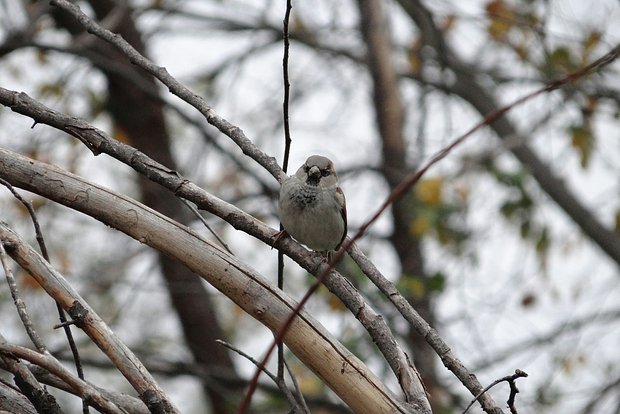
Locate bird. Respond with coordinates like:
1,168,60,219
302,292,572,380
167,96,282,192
277,155,347,254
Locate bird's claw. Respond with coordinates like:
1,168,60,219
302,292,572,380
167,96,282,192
271,229,289,249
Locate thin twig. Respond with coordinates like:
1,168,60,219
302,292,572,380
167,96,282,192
0,225,47,353
216,340,278,382
49,0,283,182
462,370,528,414
180,199,234,255
216,340,305,414
284,358,310,414
276,0,294,393
0,178,88,413
281,0,293,175
239,42,620,414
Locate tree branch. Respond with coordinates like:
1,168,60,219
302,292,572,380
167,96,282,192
462,370,528,414
396,0,620,266
0,148,408,414
0,333,61,414
0,336,124,414
0,87,421,411
49,0,282,181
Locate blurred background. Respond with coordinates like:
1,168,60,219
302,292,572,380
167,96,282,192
1,1,620,413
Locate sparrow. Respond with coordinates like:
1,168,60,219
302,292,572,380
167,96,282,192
278,155,347,253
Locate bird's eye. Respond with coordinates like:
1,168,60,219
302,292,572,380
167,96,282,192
304,166,310,173
321,169,330,177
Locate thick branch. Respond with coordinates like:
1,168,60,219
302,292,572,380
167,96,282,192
0,148,410,414
0,380,38,414
0,338,125,414
0,226,179,413
0,87,422,410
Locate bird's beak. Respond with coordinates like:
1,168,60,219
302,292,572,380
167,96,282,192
308,166,321,179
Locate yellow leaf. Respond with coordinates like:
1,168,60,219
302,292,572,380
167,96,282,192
407,37,423,75
409,216,431,237
415,178,443,205
398,276,426,300
112,125,131,144
486,0,514,41
583,31,602,55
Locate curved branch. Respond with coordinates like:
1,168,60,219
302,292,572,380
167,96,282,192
0,148,409,414
0,337,125,414
0,333,61,414
0,87,422,411
0,378,38,414
49,0,282,181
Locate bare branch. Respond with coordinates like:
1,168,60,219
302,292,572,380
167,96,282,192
0,223,179,413
347,241,498,411
0,178,87,408
0,148,408,414
1,362,149,414
0,333,61,414
49,0,282,181
216,340,308,414
0,88,423,411
0,236,47,353
462,370,529,414
0,335,124,414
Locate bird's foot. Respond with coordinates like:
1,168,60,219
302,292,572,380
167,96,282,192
271,229,289,249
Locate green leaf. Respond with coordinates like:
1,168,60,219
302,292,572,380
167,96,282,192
428,272,446,293
569,124,593,168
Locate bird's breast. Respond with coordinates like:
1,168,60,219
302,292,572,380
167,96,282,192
291,184,319,208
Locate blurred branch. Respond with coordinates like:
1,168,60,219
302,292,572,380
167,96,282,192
0,332,61,414
356,0,431,411
0,334,123,413
49,0,283,182
53,354,351,414
396,0,620,267
581,372,620,414
0,362,150,414
0,148,408,414
0,223,179,414
216,340,308,414
0,87,420,412
0,379,38,414
472,307,620,371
